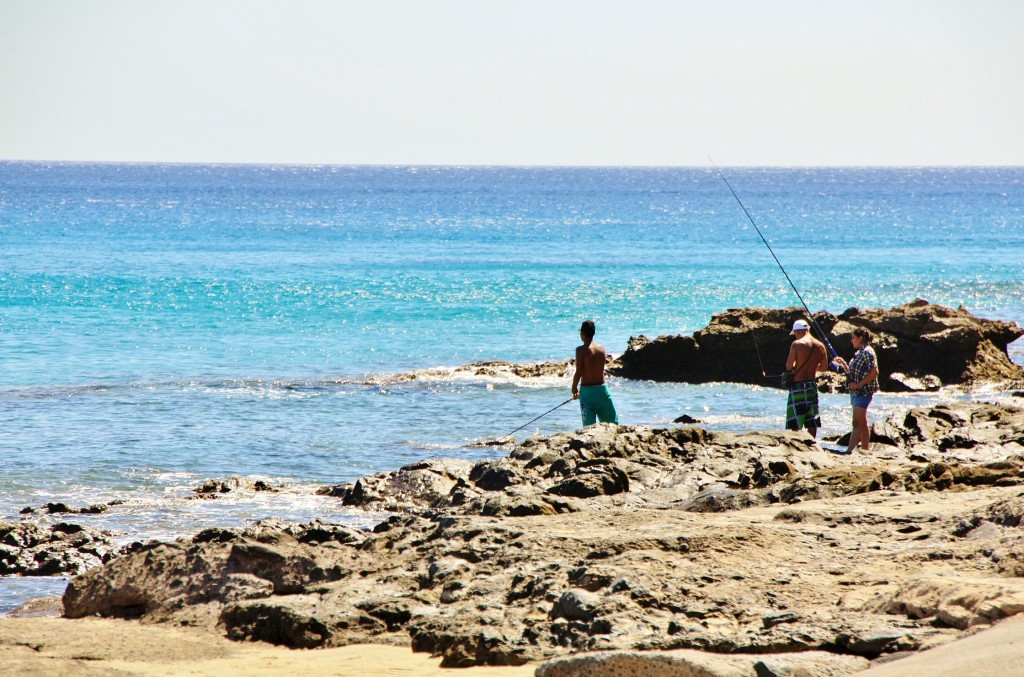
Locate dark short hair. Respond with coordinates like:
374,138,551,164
580,320,596,338
852,327,873,343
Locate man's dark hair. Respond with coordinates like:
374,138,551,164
580,320,596,339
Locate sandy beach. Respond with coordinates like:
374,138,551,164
4,613,1024,676
0,617,537,677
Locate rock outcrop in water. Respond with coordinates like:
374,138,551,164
62,401,1024,672
0,521,118,576
611,300,1024,391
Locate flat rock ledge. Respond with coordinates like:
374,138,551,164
60,401,1024,670
611,300,1023,391
536,649,870,677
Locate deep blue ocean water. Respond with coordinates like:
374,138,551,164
2,162,1022,611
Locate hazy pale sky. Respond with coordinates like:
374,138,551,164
1,0,1021,166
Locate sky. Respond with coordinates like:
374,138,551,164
1,0,1022,166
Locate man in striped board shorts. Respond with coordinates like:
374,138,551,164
785,319,828,438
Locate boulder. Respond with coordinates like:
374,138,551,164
317,458,474,511
191,477,278,498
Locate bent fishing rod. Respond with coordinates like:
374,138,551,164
708,157,838,360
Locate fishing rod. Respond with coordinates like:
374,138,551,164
708,157,838,360
494,398,574,442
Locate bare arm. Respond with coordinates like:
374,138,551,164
786,344,798,371
572,346,584,399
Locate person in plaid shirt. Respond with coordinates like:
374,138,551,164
832,327,880,453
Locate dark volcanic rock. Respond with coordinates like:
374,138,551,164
0,520,118,576
611,300,1023,390
192,477,279,497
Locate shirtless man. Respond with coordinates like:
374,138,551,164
571,320,618,427
785,319,828,438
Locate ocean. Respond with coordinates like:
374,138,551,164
1,162,1022,611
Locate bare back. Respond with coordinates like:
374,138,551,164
787,335,827,381
574,341,607,387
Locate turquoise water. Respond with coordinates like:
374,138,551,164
1,163,1022,611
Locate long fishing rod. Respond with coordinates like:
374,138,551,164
495,398,574,442
708,157,838,360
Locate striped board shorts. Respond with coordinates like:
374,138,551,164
786,380,821,432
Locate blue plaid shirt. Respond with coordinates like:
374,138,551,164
848,345,879,396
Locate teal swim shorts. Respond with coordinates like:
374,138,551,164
579,384,618,427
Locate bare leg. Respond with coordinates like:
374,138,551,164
848,406,869,453
845,427,860,454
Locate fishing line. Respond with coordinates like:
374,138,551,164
708,157,838,360
750,329,785,379
494,398,574,442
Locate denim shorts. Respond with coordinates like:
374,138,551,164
851,393,873,409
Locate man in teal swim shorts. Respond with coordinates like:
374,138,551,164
571,320,618,427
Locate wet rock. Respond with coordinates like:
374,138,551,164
0,521,118,576
684,486,769,512
192,477,278,497
43,502,110,515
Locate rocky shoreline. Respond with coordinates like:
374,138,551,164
3,399,1013,675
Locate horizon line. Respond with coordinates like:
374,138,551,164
3,158,1023,170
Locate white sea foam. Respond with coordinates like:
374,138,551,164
362,361,574,389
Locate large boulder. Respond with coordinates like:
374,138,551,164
835,300,1023,386
612,300,1023,390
